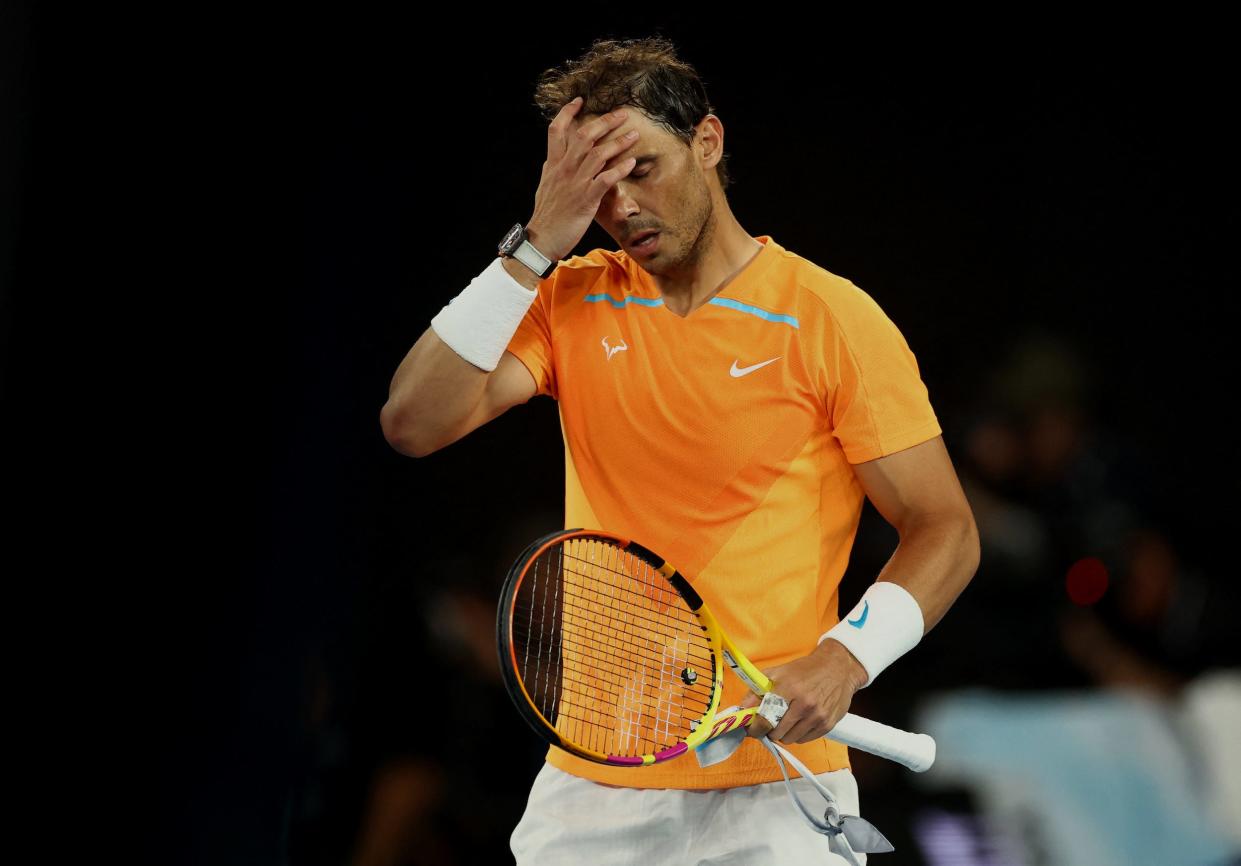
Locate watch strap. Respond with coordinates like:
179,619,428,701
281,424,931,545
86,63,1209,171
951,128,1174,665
511,237,556,279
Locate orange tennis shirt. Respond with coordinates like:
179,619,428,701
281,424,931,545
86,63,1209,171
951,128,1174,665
504,234,942,788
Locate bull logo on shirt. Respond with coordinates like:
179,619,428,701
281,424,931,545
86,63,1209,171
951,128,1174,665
601,336,629,361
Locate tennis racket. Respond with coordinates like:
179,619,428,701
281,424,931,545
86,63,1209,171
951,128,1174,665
497,527,936,772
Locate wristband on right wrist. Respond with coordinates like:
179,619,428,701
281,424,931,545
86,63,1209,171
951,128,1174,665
819,581,925,689
430,256,539,372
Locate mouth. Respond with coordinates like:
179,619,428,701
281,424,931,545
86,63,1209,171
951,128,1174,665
629,231,660,254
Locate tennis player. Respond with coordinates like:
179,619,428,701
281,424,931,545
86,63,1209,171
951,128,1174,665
381,36,980,865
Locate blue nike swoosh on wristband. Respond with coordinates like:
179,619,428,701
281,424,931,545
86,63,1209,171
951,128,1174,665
847,601,869,629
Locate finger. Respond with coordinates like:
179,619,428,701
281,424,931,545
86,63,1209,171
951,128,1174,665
782,718,820,744
588,156,637,198
567,108,632,163
547,96,584,159
768,707,798,743
785,706,840,744
746,709,774,739
582,129,640,182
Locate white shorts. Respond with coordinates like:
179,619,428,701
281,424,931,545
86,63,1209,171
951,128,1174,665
511,762,867,865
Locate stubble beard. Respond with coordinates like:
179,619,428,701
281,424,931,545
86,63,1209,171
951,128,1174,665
653,174,716,279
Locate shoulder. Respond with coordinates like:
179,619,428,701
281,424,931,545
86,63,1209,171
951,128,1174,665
557,247,623,280
539,248,636,318
543,247,626,294
770,244,887,333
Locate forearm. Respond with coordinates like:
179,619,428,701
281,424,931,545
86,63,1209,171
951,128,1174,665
869,513,980,633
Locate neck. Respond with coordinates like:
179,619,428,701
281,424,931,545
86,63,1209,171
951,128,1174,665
651,207,764,317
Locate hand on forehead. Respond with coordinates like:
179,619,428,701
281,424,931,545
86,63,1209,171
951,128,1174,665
566,107,658,175
576,105,657,137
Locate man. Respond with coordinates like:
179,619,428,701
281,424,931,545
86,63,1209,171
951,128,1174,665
381,36,979,864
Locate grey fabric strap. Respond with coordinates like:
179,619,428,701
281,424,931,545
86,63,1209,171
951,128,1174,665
692,710,894,860
759,736,894,861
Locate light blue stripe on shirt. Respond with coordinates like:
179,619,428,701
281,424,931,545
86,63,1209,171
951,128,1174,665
583,293,665,308
707,297,799,328
583,293,799,328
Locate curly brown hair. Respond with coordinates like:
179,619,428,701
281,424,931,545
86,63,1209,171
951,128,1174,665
532,36,731,192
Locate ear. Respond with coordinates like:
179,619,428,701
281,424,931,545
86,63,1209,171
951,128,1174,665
695,114,724,173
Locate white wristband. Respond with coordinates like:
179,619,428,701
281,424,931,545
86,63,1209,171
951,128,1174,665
430,256,539,372
819,581,924,689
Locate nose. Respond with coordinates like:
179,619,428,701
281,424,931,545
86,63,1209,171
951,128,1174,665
600,179,640,224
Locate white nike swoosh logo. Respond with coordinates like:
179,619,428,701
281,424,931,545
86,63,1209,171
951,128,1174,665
730,356,781,378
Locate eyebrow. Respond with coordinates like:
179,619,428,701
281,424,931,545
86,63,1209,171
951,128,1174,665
608,153,657,172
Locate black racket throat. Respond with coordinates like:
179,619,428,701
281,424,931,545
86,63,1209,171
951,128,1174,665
611,538,704,610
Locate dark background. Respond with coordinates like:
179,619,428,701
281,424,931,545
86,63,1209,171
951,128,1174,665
5,9,1237,864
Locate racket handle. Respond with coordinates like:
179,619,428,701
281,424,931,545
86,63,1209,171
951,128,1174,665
824,712,936,772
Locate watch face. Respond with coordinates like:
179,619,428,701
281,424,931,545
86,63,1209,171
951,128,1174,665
499,223,524,255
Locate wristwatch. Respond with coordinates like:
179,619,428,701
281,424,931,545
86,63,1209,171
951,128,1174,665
498,222,557,279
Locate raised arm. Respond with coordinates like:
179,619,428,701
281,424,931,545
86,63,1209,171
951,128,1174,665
380,97,645,458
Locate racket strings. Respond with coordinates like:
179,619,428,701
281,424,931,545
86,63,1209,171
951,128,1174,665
511,537,715,758
510,625,711,745
513,596,714,667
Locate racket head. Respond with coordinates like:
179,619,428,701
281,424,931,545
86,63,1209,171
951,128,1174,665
497,528,723,765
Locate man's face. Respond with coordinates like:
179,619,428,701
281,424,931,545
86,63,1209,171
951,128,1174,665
576,107,716,275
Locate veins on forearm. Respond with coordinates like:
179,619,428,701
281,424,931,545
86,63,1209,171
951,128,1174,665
873,516,979,633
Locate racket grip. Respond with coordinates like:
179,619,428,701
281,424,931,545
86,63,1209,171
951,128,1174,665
824,712,936,772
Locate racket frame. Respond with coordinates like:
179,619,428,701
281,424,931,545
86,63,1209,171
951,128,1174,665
498,527,936,773
498,528,777,766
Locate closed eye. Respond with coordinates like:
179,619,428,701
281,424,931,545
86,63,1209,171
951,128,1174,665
629,156,657,178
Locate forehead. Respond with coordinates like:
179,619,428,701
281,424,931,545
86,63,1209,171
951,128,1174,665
575,108,679,144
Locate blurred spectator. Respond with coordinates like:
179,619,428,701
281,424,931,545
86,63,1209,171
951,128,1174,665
1062,525,1237,697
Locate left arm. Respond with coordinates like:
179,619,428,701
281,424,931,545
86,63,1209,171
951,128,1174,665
847,434,981,633
744,435,981,743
